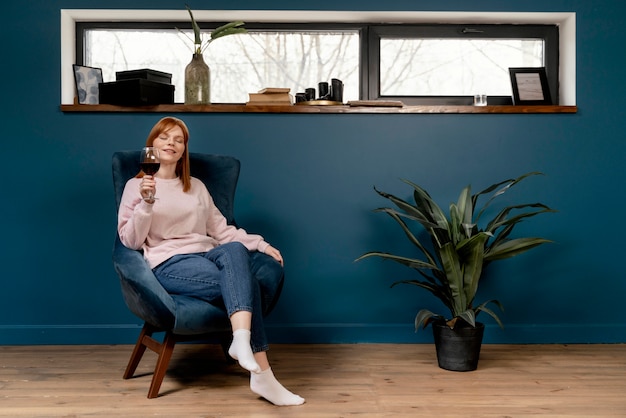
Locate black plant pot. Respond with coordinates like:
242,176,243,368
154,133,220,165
432,322,485,372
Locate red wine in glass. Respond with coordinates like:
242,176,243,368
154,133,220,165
139,147,160,201
140,161,160,175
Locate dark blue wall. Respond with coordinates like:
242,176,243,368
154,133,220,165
1,0,624,344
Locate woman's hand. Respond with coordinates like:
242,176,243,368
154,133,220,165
140,175,156,203
264,244,284,266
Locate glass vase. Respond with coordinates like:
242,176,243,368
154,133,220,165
184,52,210,105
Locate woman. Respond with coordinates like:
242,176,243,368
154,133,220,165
117,116,304,406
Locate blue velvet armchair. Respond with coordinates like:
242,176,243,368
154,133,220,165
111,150,284,398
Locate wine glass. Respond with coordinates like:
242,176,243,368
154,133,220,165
139,147,160,201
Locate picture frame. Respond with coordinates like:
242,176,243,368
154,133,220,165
509,67,552,105
73,65,103,104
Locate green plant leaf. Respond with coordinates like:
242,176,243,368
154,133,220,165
457,309,476,327
474,172,544,223
185,5,202,46
211,21,247,40
355,251,439,271
486,203,556,234
457,185,474,226
403,179,450,232
184,6,247,54
456,232,490,305
449,203,462,243
375,207,438,266
484,237,552,261
374,187,439,230
474,299,504,328
392,279,452,311
439,242,465,316
414,309,443,331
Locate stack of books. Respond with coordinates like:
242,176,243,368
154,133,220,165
246,88,293,106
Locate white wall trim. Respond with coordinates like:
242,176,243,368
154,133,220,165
61,9,575,105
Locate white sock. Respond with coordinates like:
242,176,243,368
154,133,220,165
250,367,305,406
228,329,261,374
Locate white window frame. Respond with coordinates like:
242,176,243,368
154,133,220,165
60,9,576,106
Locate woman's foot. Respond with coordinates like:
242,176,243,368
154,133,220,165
250,367,305,406
228,329,261,374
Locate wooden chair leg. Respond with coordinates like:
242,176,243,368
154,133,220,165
147,331,176,399
123,324,234,398
123,323,153,379
122,323,178,399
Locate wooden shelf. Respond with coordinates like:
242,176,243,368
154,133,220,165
60,103,577,114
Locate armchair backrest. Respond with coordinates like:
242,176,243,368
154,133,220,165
111,151,241,224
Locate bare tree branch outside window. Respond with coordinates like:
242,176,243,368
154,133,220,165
84,28,545,103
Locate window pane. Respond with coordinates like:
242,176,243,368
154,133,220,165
85,29,360,103
380,38,544,96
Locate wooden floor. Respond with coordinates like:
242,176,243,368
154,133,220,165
0,343,625,417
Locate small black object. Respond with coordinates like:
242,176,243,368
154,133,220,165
318,82,330,99
115,69,172,84
330,78,344,103
305,88,316,101
99,79,175,106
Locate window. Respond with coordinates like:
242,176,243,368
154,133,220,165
369,25,558,105
62,10,575,106
79,23,361,103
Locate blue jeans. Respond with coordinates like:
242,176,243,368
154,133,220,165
152,242,269,353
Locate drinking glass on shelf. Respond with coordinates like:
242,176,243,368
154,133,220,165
473,94,487,106
139,147,160,201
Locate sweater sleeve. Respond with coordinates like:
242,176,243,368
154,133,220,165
201,182,270,253
117,178,155,250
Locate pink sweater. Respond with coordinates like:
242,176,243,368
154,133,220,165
117,176,269,269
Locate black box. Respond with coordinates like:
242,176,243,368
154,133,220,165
99,79,175,106
116,69,172,84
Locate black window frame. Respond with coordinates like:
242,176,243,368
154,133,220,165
77,22,558,105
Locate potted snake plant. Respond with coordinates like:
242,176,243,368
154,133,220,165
356,172,556,371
